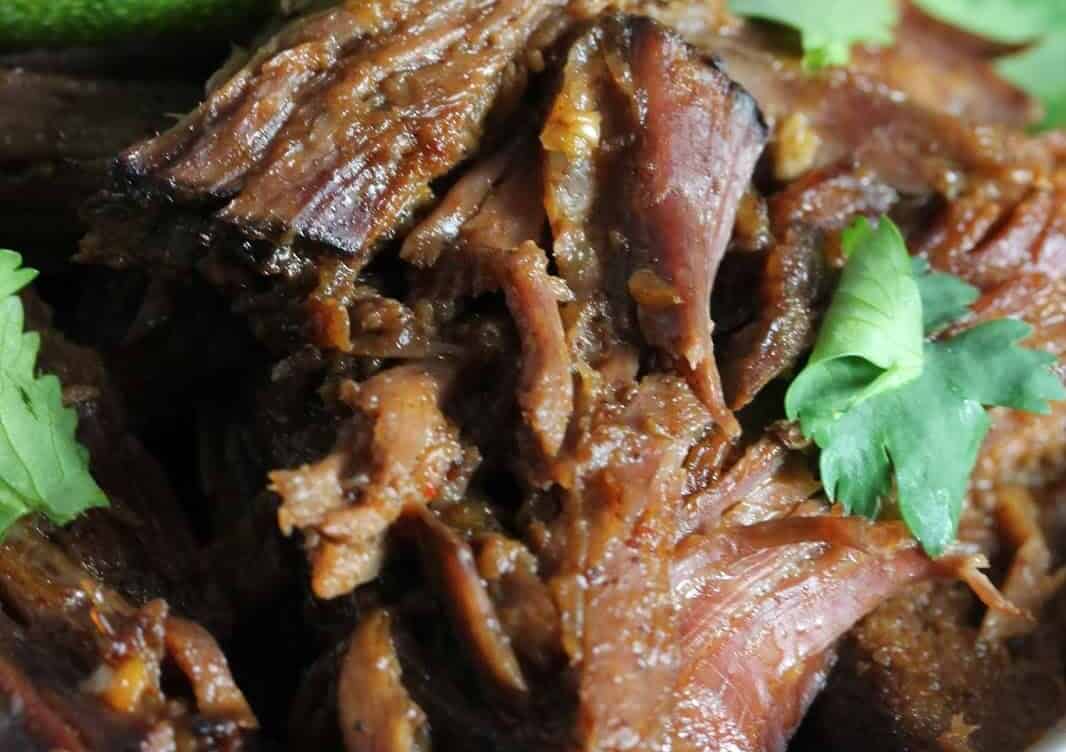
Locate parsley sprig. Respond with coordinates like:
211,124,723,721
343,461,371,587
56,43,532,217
786,218,1065,555
0,250,107,535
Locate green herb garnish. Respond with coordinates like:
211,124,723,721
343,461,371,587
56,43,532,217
0,0,270,48
786,218,1065,555
728,0,898,69
0,250,107,536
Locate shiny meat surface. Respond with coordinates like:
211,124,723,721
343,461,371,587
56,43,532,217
542,15,767,435
120,0,564,257
338,610,429,752
551,374,714,750
669,517,933,752
9,0,1062,750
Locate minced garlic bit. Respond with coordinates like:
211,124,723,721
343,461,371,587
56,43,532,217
773,112,821,182
541,91,602,160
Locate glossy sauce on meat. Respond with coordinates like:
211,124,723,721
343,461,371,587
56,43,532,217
3,1,1061,751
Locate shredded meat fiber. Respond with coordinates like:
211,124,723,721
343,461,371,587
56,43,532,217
0,0,1056,751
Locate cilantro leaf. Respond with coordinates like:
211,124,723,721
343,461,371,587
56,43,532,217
785,217,924,421
0,250,37,300
911,258,979,333
787,219,1065,555
728,0,898,69
0,250,108,536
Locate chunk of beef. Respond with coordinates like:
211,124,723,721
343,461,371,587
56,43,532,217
667,423,1014,752
547,373,715,750
721,165,897,408
404,136,571,458
720,226,825,409
541,14,767,435
625,19,767,434
669,516,936,752
115,0,564,258
271,363,473,598
503,241,574,458
84,0,568,366
682,25,1054,196
337,610,430,752
920,186,1066,289
413,510,527,698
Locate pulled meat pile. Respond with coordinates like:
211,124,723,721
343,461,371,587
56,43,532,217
1,1,1064,750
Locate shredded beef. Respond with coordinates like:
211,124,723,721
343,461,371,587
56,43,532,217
542,15,767,435
20,1,1064,751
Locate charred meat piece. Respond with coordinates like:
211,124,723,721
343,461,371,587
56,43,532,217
84,0,568,359
121,0,564,257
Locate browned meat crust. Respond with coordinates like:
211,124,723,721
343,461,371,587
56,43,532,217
121,0,564,256
43,2,1066,751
